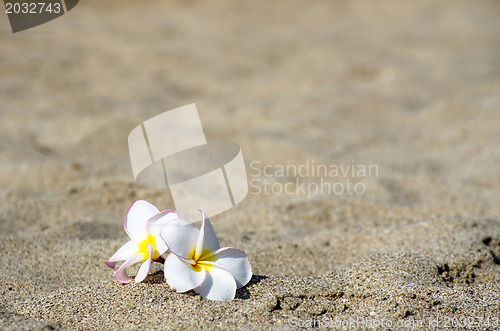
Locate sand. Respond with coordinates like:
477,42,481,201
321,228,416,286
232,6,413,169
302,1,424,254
1,0,499,329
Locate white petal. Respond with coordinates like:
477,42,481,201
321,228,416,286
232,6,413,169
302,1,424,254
147,209,179,255
164,253,206,292
115,253,144,284
160,218,199,258
195,208,220,260
124,200,159,242
194,264,236,301
213,247,252,288
135,243,154,283
105,240,139,268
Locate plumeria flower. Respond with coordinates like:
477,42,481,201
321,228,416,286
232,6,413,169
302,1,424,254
105,200,179,284
160,208,252,301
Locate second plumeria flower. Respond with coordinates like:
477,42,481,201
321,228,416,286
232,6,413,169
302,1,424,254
105,200,179,283
161,209,252,301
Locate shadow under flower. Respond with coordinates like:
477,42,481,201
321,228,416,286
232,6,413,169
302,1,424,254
143,271,267,300
235,275,268,300
142,271,165,285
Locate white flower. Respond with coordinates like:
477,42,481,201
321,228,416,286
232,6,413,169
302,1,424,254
105,200,179,283
160,209,252,301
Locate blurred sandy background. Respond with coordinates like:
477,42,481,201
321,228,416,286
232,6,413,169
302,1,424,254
1,0,499,329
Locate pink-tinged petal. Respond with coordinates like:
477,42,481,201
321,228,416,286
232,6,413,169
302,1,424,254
105,240,139,269
147,209,179,255
115,253,145,284
160,218,199,258
135,243,154,283
164,253,206,293
124,200,159,242
193,264,236,301
195,208,220,260
213,247,252,288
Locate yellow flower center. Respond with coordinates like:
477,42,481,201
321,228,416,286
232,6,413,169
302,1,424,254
137,234,160,261
187,246,215,272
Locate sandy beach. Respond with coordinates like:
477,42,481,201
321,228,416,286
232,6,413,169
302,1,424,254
1,0,499,329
